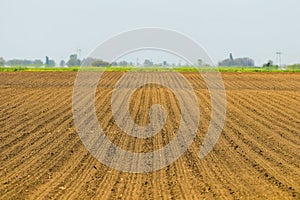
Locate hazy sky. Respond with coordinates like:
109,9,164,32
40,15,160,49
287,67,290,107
0,0,299,65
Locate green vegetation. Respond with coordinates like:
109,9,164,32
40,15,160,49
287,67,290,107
216,67,299,72
287,64,300,70
0,57,5,66
262,60,279,70
0,67,79,72
67,54,81,67
1,66,299,72
218,55,255,67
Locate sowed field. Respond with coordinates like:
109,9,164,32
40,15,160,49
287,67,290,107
0,72,299,199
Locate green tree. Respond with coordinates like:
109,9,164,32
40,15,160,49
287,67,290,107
6,59,34,66
60,60,66,67
287,64,300,70
119,60,128,66
81,57,110,66
48,60,56,67
45,56,49,66
219,57,255,67
33,59,43,66
197,59,203,66
263,60,278,69
143,59,153,66
67,54,81,67
91,59,110,67
0,57,5,66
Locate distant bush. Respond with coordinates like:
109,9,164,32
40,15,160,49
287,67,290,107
81,57,110,67
262,60,279,70
6,59,44,67
287,64,300,70
219,55,255,67
91,60,110,67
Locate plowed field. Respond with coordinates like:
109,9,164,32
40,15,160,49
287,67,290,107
0,72,299,199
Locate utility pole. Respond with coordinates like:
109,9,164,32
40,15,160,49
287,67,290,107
77,48,82,60
276,52,282,69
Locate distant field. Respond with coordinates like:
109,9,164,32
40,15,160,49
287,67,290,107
0,66,299,72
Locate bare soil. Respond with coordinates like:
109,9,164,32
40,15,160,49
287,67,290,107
0,72,299,199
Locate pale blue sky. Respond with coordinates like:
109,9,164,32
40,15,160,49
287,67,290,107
0,0,299,65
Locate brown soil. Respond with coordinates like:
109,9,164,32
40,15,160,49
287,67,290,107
0,72,299,199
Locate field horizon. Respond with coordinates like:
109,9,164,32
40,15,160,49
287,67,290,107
1,66,300,73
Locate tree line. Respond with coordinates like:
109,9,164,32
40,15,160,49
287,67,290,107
1,53,299,69
0,57,55,67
